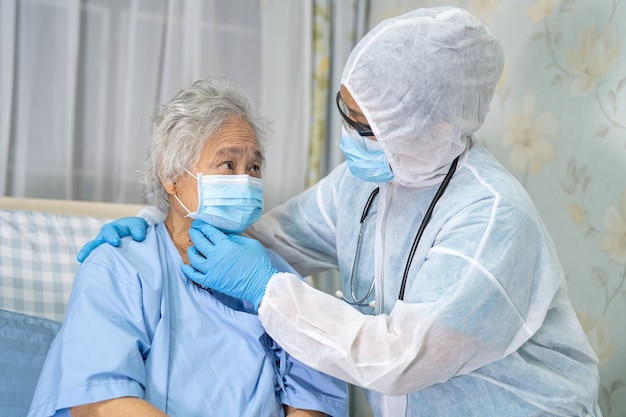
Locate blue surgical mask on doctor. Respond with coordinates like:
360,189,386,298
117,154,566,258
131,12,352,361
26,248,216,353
340,126,394,183
175,171,263,234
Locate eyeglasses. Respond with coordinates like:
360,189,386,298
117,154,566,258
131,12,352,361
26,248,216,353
335,91,375,137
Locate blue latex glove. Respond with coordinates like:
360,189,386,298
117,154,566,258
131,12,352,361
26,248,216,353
76,217,149,262
182,220,277,310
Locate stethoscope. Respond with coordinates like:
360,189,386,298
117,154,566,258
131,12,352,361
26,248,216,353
335,155,460,308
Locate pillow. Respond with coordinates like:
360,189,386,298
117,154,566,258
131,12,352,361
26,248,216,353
0,208,107,321
0,309,61,417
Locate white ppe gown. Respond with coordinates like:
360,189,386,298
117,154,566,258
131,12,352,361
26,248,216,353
249,143,602,417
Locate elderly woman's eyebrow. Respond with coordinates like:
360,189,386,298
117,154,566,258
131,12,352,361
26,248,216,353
216,147,263,160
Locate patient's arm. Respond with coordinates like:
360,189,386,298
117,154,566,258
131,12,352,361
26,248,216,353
70,397,168,417
284,405,325,417
71,398,323,417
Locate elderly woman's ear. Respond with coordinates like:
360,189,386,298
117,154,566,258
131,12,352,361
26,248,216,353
162,179,176,195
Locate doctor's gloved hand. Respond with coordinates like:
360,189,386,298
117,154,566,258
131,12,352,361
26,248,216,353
182,220,277,310
76,217,149,263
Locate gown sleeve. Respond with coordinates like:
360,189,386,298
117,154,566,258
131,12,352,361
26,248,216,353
28,246,153,416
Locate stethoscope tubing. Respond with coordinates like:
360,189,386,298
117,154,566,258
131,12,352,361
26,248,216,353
398,155,459,300
344,187,380,306
342,155,460,306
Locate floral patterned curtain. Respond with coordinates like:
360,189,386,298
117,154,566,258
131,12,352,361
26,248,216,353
308,0,368,185
366,0,625,415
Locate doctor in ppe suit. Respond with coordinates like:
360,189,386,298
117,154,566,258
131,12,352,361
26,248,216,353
79,6,602,417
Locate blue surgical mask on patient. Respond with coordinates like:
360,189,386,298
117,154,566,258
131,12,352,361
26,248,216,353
175,172,263,234
339,126,394,183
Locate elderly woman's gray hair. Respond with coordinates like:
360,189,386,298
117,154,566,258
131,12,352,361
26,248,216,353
141,77,267,212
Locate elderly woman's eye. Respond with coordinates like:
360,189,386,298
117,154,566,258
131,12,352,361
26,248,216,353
219,161,235,170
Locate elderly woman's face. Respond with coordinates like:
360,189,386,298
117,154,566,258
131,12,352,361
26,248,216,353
194,116,262,178
171,116,262,219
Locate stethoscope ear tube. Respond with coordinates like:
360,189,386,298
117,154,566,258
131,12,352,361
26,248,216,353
397,155,459,300
360,187,380,222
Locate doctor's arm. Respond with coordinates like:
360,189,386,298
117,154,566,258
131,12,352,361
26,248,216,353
184,218,545,396
259,270,528,396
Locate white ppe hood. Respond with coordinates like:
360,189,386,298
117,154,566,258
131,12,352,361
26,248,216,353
341,6,504,187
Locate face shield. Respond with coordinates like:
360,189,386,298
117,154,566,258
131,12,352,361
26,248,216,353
341,6,505,187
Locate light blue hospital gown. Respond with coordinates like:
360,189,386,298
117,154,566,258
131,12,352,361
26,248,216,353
27,222,348,417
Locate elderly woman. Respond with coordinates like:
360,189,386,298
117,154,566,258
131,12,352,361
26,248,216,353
27,77,348,417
